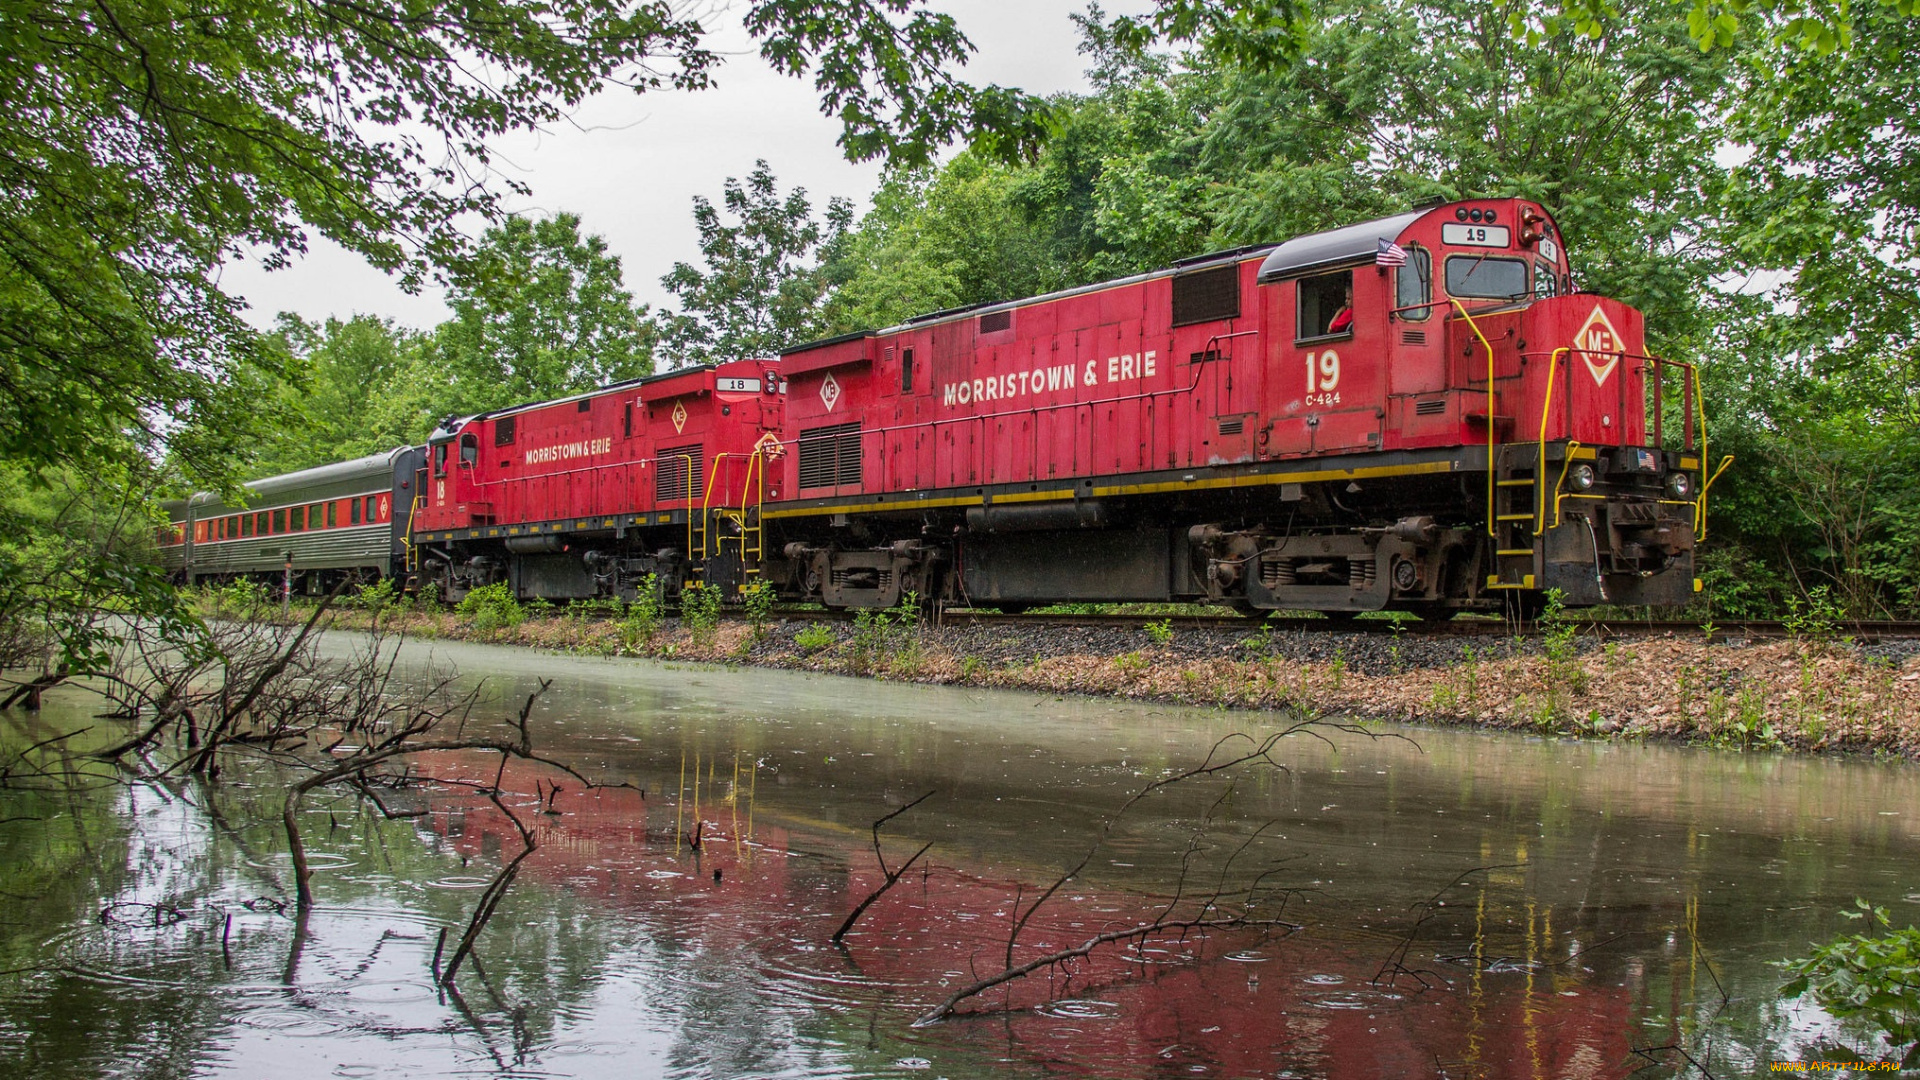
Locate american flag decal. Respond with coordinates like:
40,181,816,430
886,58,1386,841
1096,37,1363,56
1376,238,1408,267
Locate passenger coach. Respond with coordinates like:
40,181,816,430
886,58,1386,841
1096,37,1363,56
160,447,423,592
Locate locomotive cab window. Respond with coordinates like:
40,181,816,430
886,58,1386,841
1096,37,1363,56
1535,260,1559,298
432,442,448,478
1296,271,1354,340
1395,246,1433,320
1444,255,1529,300
458,432,478,468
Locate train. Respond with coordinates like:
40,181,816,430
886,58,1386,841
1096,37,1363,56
162,198,1721,616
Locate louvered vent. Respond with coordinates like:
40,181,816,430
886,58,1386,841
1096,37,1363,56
1218,418,1245,435
1171,265,1240,327
655,445,704,502
1401,330,1427,345
798,422,862,489
979,310,1012,334
1415,399,1447,416
494,416,516,447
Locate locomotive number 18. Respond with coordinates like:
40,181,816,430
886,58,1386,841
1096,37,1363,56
1305,349,1342,407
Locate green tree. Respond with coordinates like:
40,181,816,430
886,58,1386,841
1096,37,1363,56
0,0,1049,489
252,314,427,476
656,162,855,366
436,213,653,407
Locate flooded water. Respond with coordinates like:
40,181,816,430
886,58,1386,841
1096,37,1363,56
3,635,1918,1078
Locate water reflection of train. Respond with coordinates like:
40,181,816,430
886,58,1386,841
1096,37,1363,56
402,755,1639,1079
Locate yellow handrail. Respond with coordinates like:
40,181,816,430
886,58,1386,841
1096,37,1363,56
1533,348,1570,535
1448,298,1499,539
402,494,425,573
671,452,697,564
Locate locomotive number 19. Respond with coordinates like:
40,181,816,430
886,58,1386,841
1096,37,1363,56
1305,349,1342,407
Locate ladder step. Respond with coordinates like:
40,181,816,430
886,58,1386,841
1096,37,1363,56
1496,479,1535,487
1496,548,1535,557
1495,513,1534,521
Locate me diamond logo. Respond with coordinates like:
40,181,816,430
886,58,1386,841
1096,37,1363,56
820,372,841,412
754,431,785,459
1574,305,1625,387
671,401,687,433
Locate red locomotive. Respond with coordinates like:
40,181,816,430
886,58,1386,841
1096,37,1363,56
411,358,785,603
168,198,1715,615
765,197,1711,615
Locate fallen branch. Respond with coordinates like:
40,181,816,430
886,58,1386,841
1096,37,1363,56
1,667,70,711
916,913,1301,1025
1005,713,1377,966
833,790,937,944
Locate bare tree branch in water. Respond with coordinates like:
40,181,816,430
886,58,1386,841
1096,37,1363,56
1002,713,1390,969
917,910,1304,1026
280,679,557,911
833,789,937,944
1372,864,1525,992
907,713,1394,1024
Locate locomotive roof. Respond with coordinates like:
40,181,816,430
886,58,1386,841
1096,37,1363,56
785,209,1431,355
434,360,775,438
1255,210,1424,281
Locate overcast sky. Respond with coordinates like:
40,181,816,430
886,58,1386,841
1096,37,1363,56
218,1,1147,332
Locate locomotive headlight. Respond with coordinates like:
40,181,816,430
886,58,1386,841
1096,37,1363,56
1568,463,1596,491
1665,472,1693,499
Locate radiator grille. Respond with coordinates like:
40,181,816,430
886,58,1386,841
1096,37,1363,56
1217,418,1245,435
798,422,862,489
655,445,704,502
1401,330,1427,345
1172,265,1240,327
979,310,1011,333
1414,399,1447,415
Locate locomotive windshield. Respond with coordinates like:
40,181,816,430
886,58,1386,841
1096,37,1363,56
1395,245,1432,320
1444,255,1529,299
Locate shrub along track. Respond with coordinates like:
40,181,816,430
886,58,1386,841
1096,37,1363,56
780,608,1920,643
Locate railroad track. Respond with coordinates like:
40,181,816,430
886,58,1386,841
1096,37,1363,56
764,608,1920,641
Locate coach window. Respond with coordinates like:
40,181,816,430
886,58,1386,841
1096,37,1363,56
271,508,285,533
1444,255,1529,301
326,502,337,528
1296,270,1354,340
350,498,361,525
365,496,379,523
1395,245,1433,320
